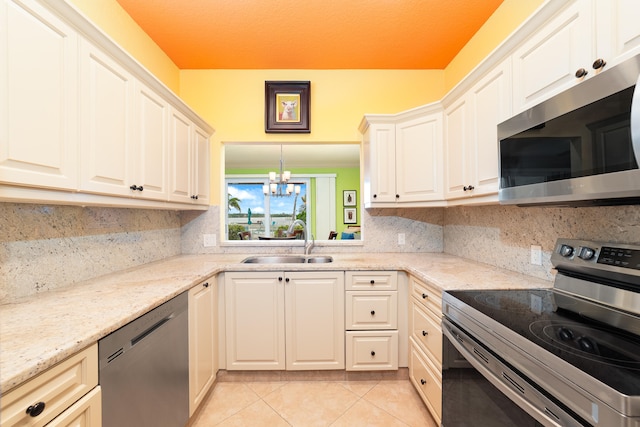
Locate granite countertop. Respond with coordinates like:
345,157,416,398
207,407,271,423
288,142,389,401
0,252,552,393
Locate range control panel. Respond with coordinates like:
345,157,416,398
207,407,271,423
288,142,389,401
553,239,640,272
597,246,640,270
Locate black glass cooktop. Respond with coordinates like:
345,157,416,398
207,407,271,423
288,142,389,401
445,289,640,396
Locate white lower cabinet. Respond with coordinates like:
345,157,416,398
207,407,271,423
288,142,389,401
225,271,344,370
345,271,399,371
408,275,443,425
188,277,217,416
0,344,100,427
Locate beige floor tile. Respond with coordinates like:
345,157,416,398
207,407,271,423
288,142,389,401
246,381,288,398
262,381,360,427
363,380,436,427
192,382,260,426
331,399,410,427
216,400,291,427
337,380,379,397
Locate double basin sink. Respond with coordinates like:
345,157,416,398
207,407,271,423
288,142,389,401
242,255,333,264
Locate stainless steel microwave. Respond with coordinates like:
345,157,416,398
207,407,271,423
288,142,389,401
498,54,640,206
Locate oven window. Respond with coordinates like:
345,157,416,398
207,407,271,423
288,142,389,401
442,336,545,427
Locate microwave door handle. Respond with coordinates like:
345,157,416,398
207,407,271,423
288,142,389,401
630,74,640,168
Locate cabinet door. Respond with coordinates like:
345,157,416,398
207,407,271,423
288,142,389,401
364,123,397,204
596,0,640,67
192,125,210,205
168,107,192,203
0,0,78,190
396,113,443,202
225,272,285,370
512,1,593,113
285,272,345,370
468,59,511,196
188,278,217,416
79,39,135,196
134,81,168,200
444,96,470,199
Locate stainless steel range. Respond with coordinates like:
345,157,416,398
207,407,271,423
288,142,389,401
442,238,640,427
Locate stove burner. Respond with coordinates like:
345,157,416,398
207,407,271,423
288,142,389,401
530,320,640,368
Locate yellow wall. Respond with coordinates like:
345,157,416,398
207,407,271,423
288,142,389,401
444,0,546,91
180,69,445,204
67,0,180,93
66,0,543,207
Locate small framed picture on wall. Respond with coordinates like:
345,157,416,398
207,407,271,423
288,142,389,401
344,208,357,224
343,190,357,206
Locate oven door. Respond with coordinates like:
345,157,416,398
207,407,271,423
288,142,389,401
442,319,588,427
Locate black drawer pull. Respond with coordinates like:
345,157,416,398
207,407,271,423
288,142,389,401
370,310,375,316
26,402,46,417
371,351,376,356
420,379,426,385
422,330,428,336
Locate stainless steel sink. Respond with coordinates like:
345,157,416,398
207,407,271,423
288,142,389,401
305,256,333,263
241,255,333,264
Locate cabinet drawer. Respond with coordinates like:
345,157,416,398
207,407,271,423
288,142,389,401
409,343,442,423
46,386,101,427
345,331,398,371
346,271,397,291
346,291,397,330
1,344,98,427
410,299,442,366
410,275,441,315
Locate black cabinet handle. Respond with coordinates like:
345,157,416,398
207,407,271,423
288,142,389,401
422,293,428,299
26,402,46,417
278,277,283,282
285,278,290,283
203,282,209,288
463,185,475,191
370,279,375,285
371,351,376,356
129,185,143,191
575,68,588,78
420,379,426,385
422,330,428,336
592,58,606,70
370,310,375,316
395,194,400,199
191,195,199,199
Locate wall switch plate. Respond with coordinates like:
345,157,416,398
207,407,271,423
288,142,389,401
398,233,405,245
203,234,217,247
530,245,542,265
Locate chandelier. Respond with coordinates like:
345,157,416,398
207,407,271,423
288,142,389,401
263,146,301,197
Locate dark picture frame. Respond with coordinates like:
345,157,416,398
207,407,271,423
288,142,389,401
344,208,357,224
265,81,310,133
343,190,357,206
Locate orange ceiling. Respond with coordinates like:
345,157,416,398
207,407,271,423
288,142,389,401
115,0,504,69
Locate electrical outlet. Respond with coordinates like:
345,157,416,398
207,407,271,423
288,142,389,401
203,234,217,247
530,245,542,265
398,233,405,245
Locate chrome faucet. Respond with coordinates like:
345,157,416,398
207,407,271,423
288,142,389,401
287,219,314,255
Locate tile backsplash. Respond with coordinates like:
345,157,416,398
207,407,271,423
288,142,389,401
1,203,181,301
3,201,640,301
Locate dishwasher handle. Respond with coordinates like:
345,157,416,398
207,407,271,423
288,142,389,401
131,314,174,347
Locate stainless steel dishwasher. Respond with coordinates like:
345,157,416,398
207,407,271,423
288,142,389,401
99,291,189,427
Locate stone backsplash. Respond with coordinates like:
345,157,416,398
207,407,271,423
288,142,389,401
1,203,182,301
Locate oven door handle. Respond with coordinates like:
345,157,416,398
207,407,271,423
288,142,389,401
443,320,583,427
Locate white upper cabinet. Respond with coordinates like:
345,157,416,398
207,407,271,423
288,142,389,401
445,59,511,200
79,39,136,197
361,106,443,208
0,0,78,190
512,0,640,115
395,113,443,203
168,108,210,205
0,0,213,208
595,0,640,67
133,81,169,201
512,1,593,113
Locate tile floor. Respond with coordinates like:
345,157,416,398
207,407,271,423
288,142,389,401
190,377,437,427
